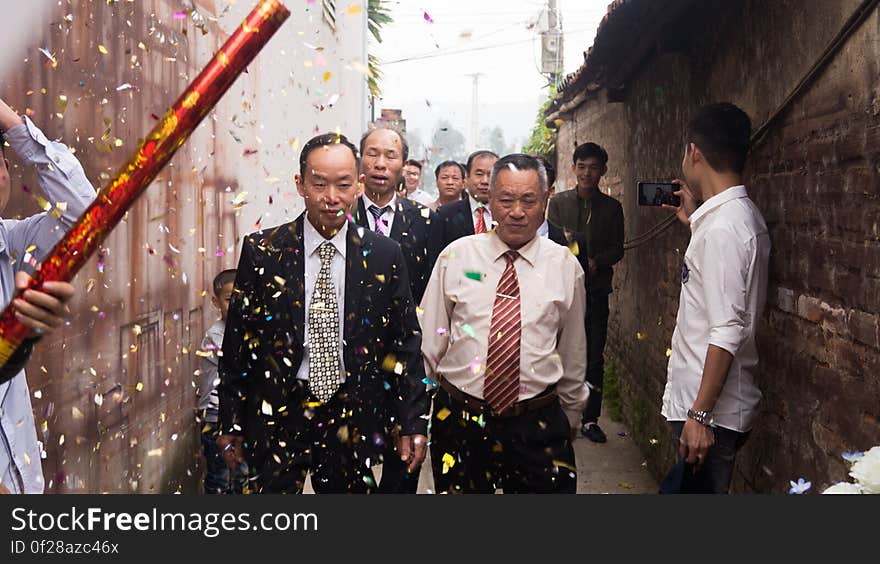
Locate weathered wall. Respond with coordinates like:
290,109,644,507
555,0,880,491
4,0,250,493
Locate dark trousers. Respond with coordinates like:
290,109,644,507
201,419,248,494
377,433,421,493
429,387,576,494
582,292,609,424
252,384,378,494
664,421,750,494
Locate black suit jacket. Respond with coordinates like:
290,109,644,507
353,197,440,304
436,197,475,252
548,189,624,295
218,215,429,474
547,221,590,289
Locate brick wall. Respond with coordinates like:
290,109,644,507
555,0,880,491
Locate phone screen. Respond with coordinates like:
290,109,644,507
638,182,681,207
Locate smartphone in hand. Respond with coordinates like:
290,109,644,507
638,182,681,207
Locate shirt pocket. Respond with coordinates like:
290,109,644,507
521,292,563,354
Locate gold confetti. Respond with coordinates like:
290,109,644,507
441,452,455,474
322,71,332,82
98,44,109,55
435,407,451,421
381,354,397,372
347,2,362,15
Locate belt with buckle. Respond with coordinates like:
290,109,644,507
435,374,558,418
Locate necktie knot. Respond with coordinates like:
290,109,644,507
318,241,335,263
368,204,391,219
503,250,519,264
368,205,392,234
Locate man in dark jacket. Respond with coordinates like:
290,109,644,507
547,142,624,443
217,133,428,493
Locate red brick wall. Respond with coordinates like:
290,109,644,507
555,0,880,491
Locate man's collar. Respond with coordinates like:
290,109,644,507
487,231,540,266
468,192,486,213
689,185,748,228
576,185,598,200
362,192,396,211
303,215,348,258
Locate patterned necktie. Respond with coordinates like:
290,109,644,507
368,204,392,235
484,250,521,413
474,206,487,234
308,242,340,403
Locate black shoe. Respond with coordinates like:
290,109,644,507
581,422,607,443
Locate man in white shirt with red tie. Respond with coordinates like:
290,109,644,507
420,153,588,494
661,103,770,494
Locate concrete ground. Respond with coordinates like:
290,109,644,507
304,414,657,494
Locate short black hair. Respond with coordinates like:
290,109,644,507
404,159,422,170
434,160,466,179
489,153,548,194
213,269,237,295
572,142,608,167
687,102,752,174
299,132,359,175
465,150,499,173
533,155,556,188
360,127,409,162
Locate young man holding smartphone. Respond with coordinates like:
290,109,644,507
662,103,770,493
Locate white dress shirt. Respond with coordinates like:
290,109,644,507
362,193,397,235
467,193,492,231
0,116,97,493
296,218,347,382
538,219,549,239
662,186,770,432
419,232,588,427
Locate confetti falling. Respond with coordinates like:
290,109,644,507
0,0,291,369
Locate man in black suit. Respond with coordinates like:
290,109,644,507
548,142,625,444
217,133,428,494
350,127,439,493
435,150,498,251
354,127,439,305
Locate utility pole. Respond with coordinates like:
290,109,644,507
541,0,563,86
466,72,484,152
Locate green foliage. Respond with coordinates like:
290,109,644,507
367,0,393,98
603,361,624,423
521,85,558,161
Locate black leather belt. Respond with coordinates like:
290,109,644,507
435,374,558,418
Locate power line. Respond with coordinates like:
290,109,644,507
382,27,595,65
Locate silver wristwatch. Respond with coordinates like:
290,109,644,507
687,408,713,426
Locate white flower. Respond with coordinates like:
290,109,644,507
849,446,880,494
822,482,863,494
788,478,811,494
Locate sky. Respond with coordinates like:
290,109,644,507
372,0,610,157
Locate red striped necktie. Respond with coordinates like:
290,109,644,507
475,207,487,234
484,250,521,413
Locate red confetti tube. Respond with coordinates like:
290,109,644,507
0,0,290,366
